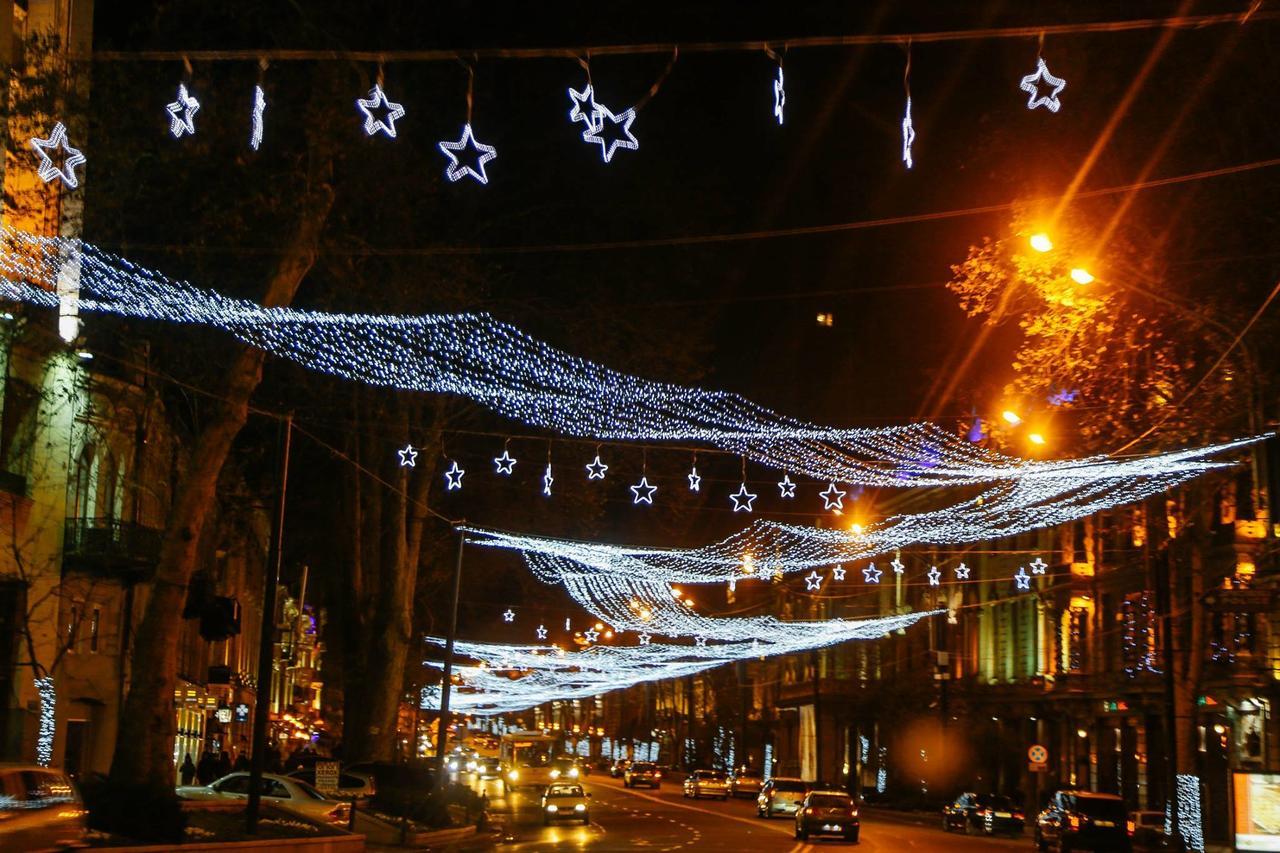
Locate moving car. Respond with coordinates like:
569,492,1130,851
728,768,763,798
477,757,504,779
1035,790,1131,852
542,782,591,825
758,777,808,819
624,762,663,788
0,765,86,851
549,756,583,781
610,759,632,778
943,792,1025,835
795,790,859,843
683,769,729,800
177,771,351,825
287,767,376,803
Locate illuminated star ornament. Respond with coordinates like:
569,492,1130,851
694,635,707,647
1030,557,1048,575
397,444,418,467
438,124,498,185
582,103,638,162
583,628,600,643
819,482,846,511
494,450,517,474
954,562,971,580
166,83,201,138
250,85,266,150
638,633,651,646
30,123,86,189
356,83,406,137
542,464,554,496
586,455,609,480
568,85,598,127
777,474,796,498
1014,567,1032,589
1019,58,1066,113
901,96,915,169
891,557,905,575
630,476,658,505
927,565,942,586
687,466,702,492
804,570,824,591
863,564,882,584
536,624,548,640
773,66,785,125
832,564,847,581
502,609,515,623
729,483,758,512
444,461,465,490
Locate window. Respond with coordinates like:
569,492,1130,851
89,606,100,653
65,603,79,651
215,775,252,795
265,779,290,799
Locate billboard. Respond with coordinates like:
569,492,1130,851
1234,772,1280,851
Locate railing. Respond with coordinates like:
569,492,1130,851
62,517,162,579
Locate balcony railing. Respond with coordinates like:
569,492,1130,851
63,517,162,580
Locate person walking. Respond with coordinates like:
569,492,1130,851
196,750,216,785
214,750,232,779
179,754,197,786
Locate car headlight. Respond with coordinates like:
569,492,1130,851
550,769,561,779
466,761,477,770
574,803,586,812
508,770,519,781
448,761,458,770
546,804,559,813
568,768,580,778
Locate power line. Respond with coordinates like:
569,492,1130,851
86,7,1273,63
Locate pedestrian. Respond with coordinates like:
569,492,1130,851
179,753,197,786
233,751,250,772
196,750,216,785
215,750,231,779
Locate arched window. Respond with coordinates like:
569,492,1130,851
72,444,99,520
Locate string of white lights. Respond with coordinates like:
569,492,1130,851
0,227,1259,490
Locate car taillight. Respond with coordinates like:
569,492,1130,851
805,807,816,815
1127,819,1136,835
1014,811,1024,820
1069,815,1081,831
655,773,662,779
329,804,350,823
977,809,988,816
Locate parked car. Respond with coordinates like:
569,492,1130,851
728,768,763,798
287,767,375,803
0,765,86,851
1131,810,1167,846
624,762,662,789
943,792,1025,835
177,772,351,825
541,782,591,825
795,789,859,843
609,759,632,778
1035,790,1131,852
683,769,729,800
757,777,808,819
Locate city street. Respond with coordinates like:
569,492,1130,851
469,775,1034,851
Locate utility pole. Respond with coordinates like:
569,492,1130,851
1155,509,1180,842
433,531,466,794
247,413,292,834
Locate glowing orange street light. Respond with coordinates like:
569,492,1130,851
850,523,865,535
1002,410,1023,426
1028,433,1046,446
1070,267,1095,285
1029,233,1054,253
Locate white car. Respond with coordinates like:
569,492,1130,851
177,772,351,825
758,778,808,818
541,782,591,825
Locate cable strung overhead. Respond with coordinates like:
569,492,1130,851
0,227,1259,489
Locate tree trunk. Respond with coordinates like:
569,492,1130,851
109,173,333,791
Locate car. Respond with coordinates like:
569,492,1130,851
177,771,352,825
477,757,504,779
0,765,86,851
943,792,1025,835
548,756,583,781
683,769,729,800
287,768,376,803
1131,810,1167,846
758,777,809,818
610,759,632,778
1035,790,1131,852
795,790,860,843
542,782,591,825
728,768,763,798
446,748,479,775
624,762,662,789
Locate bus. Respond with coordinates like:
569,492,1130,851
500,731,563,792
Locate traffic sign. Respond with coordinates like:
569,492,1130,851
1028,744,1048,772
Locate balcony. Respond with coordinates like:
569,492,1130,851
62,517,162,580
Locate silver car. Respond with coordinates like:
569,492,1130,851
178,771,351,825
0,765,86,851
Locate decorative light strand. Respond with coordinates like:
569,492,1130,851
35,676,55,766
250,85,266,150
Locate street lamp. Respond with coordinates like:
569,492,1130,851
1027,433,1046,446
1001,410,1023,426
1029,233,1054,253
1070,267,1095,285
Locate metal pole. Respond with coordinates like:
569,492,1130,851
433,531,465,793
247,413,292,833
1158,533,1180,841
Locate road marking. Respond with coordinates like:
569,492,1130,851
601,780,795,837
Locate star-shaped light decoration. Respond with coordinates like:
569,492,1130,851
502,609,515,623
863,564,883,584
166,83,201,138
773,66,785,125
356,83,406,137
536,624,548,640
1014,567,1032,590
687,466,702,492
586,455,609,480
954,562,971,580
438,124,497,185
630,476,658,505
250,85,266,151
583,628,600,643
568,84,598,128
804,570,823,591
397,444,418,467
927,565,942,586
444,461,465,490
891,556,905,575
819,482,846,511
901,96,915,169
30,123,86,189
751,638,760,652
777,474,796,498
729,483,758,512
832,564,847,581
541,464,554,496
582,102,638,163
1029,557,1048,575
694,635,707,647
494,449,517,474
638,633,652,646
1019,58,1066,113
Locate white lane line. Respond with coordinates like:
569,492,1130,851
603,781,796,837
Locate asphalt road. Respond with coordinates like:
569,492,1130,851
457,774,1034,852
